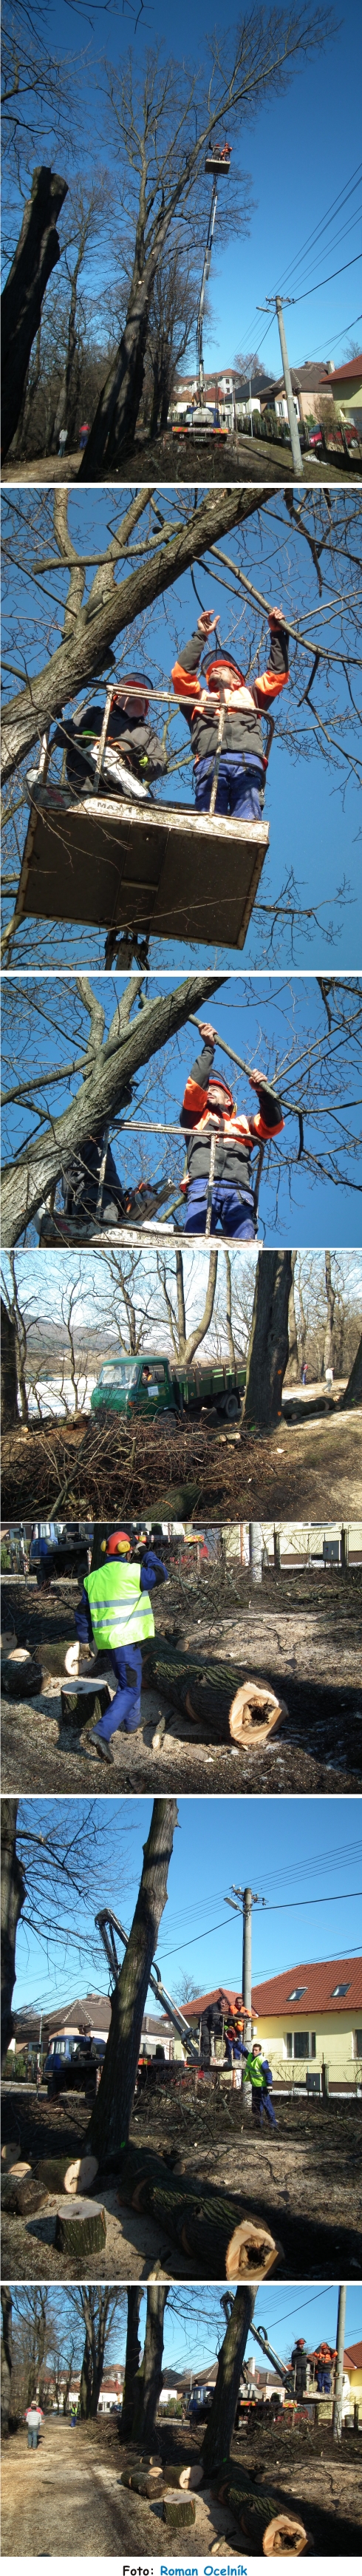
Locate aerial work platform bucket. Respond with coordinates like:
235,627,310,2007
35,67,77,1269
16,782,269,953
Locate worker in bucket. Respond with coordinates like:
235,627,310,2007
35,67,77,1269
180,1021,284,1236
73,1528,169,1763
313,2342,336,2396
171,604,289,819
61,1121,132,1227
290,2339,310,2399
54,674,167,799
239,2037,277,2130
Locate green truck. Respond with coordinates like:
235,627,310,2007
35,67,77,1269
91,1352,246,1424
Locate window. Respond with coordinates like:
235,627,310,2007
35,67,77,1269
355,2031,362,2058
285,2031,316,2061
288,1987,307,2002
99,1360,139,1386
331,1983,351,1997
294,2032,310,2059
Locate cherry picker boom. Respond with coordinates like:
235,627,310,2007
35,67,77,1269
173,143,232,441
95,1905,200,2064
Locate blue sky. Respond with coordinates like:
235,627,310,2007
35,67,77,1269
3,972,362,1244
4,0,361,382
3,491,361,972
16,1793,362,2018
115,2280,362,2374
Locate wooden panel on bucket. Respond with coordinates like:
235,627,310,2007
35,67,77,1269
18,787,269,949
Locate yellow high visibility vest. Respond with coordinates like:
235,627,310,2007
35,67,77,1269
84,1561,154,1649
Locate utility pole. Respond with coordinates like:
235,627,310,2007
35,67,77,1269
257,293,303,477
333,2285,346,2441
225,1885,261,2107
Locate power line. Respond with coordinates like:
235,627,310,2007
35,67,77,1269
290,249,362,305
157,1893,362,1967
275,161,362,294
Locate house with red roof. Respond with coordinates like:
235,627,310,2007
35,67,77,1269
318,353,362,431
183,1961,362,2093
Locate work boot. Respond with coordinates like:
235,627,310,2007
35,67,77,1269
84,1729,114,1764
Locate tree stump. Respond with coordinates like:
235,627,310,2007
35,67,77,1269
146,1643,287,1746
163,2495,196,2529
54,2197,106,2255
60,1682,112,1729
35,2153,98,2196
115,2143,282,2278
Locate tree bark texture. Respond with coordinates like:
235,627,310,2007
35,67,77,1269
1,488,269,784
54,2202,106,2257
146,1642,287,1746
1,166,68,460
118,2288,143,2439
340,1329,362,1410
1,1298,19,1429
132,2287,168,2444
287,1251,299,1382
323,1252,336,1376
1,1800,26,2066
114,2143,281,2278
243,1252,292,1429
87,1800,177,2160
216,2469,307,2555
202,2288,256,2474
1,2289,13,2435
1,972,224,1243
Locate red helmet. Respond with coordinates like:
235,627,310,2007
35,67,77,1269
205,653,245,687
106,1529,131,1555
208,1074,234,1111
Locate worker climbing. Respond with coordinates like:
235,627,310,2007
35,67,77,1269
54,672,167,800
73,1528,169,1763
180,1019,284,1236
171,603,289,819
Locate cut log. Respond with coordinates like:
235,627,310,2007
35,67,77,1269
115,2142,282,2278
146,1644,287,1747
164,2464,204,2490
54,2196,106,2255
1,2158,30,2180
1,2142,22,2168
221,2481,308,2555
163,2495,196,2529
35,2153,98,2196
120,2469,164,2496
3,2173,47,2217
1,1647,43,1698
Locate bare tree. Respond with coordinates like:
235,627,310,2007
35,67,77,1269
119,2289,143,2441
132,2288,169,2444
323,1250,336,1376
1,167,69,460
287,1248,299,1381
340,1328,362,1410
1,2291,13,2437
47,180,109,455
88,1798,177,2162
1,1294,20,1429
1,970,225,1242
156,1245,219,1364
1,1255,30,1419
78,13,334,472
68,2289,124,2419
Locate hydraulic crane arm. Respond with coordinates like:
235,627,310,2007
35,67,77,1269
196,146,231,407
220,2297,291,2388
95,1906,200,2063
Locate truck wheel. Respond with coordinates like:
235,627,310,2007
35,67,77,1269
224,1394,239,1421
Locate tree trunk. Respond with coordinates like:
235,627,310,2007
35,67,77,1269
54,2201,106,2257
118,2289,143,2439
243,1252,292,1430
132,2287,168,2445
1,2289,13,2436
323,1251,336,1376
225,1250,236,1366
1,166,68,460
339,1329,362,1410
146,1641,287,1746
1,972,224,1244
1,1800,26,2066
79,2330,95,2418
202,2288,256,2475
1,1298,19,1430
87,1800,177,2161
287,1250,299,1381
216,2469,307,2555
78,265,159,478
115,2143,281,2278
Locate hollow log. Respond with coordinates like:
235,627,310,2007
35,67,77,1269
54,2197,106,2255
35,2153,98,2196
146,1644,287,1746
163,2495,196,2529
115,2143,281,2278
219,2478,308,2555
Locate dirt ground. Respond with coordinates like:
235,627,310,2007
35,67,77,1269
1,1400,361,1522
2,2084,361,2283
1,2410,361,2557
1,434,352,485
1,1565,361,1799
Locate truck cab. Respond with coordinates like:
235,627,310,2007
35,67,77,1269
44,2033,106,2096
91,1352,246,1422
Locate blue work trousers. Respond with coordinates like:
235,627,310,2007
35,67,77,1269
27,2430,38,2448
252,2085,277,2129
93,1644,143,1739
194,753,264,820
182,1179,255,1239
225,2038,245,2065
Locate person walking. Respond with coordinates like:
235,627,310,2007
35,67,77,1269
74,1528,169,1763
240,2038,277,2130
25,2404,44,2449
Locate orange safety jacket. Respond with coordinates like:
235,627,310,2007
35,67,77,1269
171,625,289,767
180,1040,284,1193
